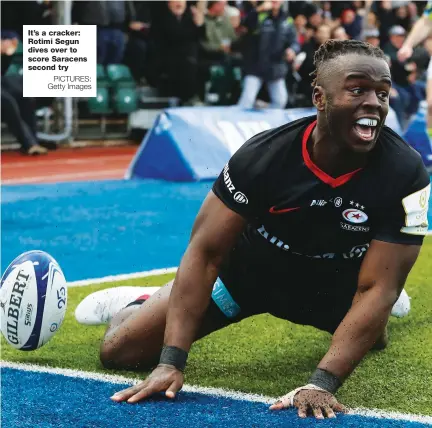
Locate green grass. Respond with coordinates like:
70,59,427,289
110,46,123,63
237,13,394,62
2,238,432,416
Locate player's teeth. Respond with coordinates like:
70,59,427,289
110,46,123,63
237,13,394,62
356,118,378,127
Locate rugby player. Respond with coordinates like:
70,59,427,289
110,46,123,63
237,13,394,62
83,40,431,419
397,0,432,152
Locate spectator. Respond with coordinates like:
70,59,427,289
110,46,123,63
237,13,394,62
384,25,413,86
332,26,350,40
321,2,334,26
294,14,308,46
72,1,134,65
374,1,397,47
148,0,205,105
303,22,316,45
352,1,367,17
123,1,152,82
384,25,426,126
200,0,237,59
363,27,381,47
341,9,363,39
198,1,239,103
308,6,324,30
407,2,419,24
394,4,415,31
366,10,379,28
226,4,241,30
1,36,47,155
295,24,331,105
234,1,256,19
237,0,299,109
1,1,53,38
285,1,310,21
328,1,353,20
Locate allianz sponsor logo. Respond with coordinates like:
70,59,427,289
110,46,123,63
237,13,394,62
223,164,248,204
340,222,370,232
223,163,235,193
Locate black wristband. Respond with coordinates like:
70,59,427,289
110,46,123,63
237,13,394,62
309,368,342,395
159,345,188,372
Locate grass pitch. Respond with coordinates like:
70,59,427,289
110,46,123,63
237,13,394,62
2,238,431,416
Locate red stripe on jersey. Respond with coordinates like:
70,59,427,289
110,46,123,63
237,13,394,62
302,120,362,188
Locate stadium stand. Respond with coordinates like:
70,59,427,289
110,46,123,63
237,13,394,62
1,1,430,154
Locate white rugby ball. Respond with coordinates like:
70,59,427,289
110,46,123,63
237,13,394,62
0,250,67,351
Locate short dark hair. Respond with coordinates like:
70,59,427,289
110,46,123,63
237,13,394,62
310,39,387,87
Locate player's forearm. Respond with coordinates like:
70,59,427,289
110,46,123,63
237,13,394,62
317,285,396,381
403,16,432,49
163,246,220,352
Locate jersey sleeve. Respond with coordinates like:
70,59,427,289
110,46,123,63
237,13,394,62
212,132,270,219
374,162,431,245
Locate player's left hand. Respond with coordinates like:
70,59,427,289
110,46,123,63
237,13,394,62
269,385,348,419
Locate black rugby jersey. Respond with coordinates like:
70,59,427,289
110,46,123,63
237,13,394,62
213,115,430,263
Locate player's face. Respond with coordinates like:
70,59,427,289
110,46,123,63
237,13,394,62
324,55,391,153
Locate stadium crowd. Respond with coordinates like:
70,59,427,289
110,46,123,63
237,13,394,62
1,0,431,154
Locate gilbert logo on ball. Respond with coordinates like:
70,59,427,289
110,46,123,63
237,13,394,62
0,250,67,351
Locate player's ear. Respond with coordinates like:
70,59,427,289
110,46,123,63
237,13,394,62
312,85,326,111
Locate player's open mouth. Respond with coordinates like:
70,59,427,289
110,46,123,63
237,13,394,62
353,117,378,142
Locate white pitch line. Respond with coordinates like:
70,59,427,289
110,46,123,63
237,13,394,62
67,267,178,287
1,361,431,425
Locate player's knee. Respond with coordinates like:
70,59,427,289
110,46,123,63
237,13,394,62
99,328,131,369
99,337,121,369
371,326,389,351
99,333,155,370
99,342,137,370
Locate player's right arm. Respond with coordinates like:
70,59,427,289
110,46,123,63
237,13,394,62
112,192,247,403
163,132,271,357
163,192,247,352
111,132,272,404
398,1,432,61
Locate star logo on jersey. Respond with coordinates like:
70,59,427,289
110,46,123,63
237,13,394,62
349,200,365,210
342,208,368,224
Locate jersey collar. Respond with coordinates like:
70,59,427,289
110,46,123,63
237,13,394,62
302,120,362,188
